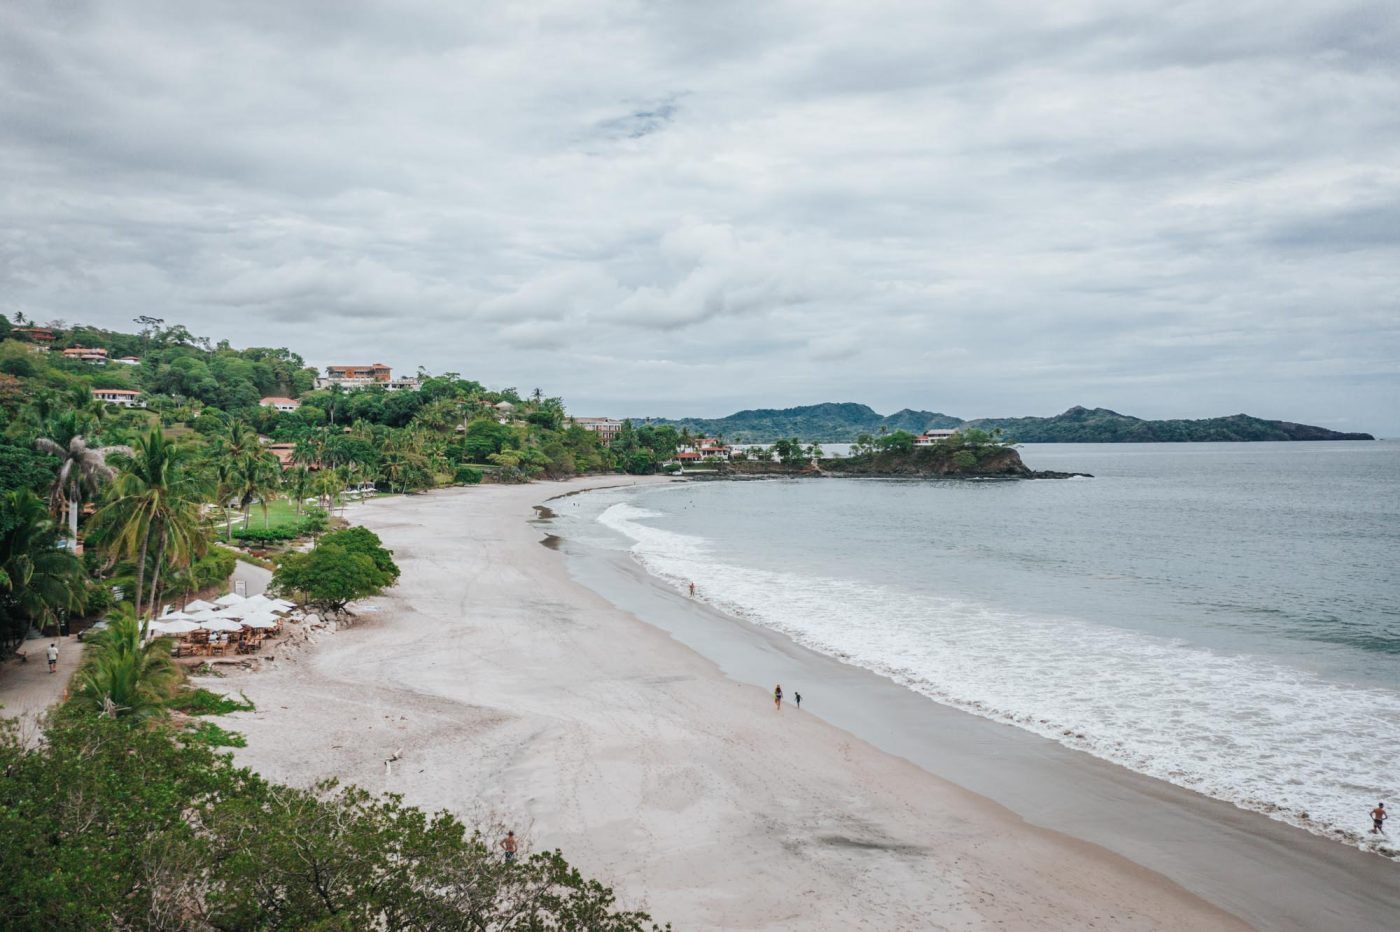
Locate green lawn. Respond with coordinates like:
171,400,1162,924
209,497,308,533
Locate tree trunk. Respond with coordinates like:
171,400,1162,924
133,526,150,619
146,532,167,621
67,479,80,543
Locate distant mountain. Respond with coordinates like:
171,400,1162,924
966,407,1376,443
646,403,1373,443
652,402,961,444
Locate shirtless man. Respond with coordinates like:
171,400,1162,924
688,581,696,597
500,830,518,862
1371,803,1387,834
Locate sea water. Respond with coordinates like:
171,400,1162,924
558,442,1400,851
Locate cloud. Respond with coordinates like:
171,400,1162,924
0,0,1396,432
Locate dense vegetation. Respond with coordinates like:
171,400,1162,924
0,312,664,928
654,401,1374,443
0,714,660,929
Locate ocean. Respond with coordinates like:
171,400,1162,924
553,441,1400,850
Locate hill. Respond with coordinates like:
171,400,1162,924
649,403,1373,443
654,402,961,443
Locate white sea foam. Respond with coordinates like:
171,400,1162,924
597,501,1400,853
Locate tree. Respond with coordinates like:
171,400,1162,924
0,490,88,651
0,715,661,931
70,608,180,720
94,430,208,620
34,412,127,544
271,540,393,618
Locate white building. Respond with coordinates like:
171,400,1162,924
92,388,145,408
260,396,301,413
572,417,624,444
914,429,959,446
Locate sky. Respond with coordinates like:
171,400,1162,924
2,1,1398,433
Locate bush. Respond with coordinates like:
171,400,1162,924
0,716,661,930
231,525,300,543
271,526,399,617
186,720,246,748
166,687,255,716
453,464,484,484
661,463,681,474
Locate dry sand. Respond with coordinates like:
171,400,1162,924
222,478,1256,930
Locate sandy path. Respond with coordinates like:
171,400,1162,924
0,635,82,741
224,479,1246,930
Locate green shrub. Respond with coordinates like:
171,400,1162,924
453,464,484,484
660,463,681,474
185,720,246,747
166,687,255,716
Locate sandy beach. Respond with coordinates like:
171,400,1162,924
221,479,1389,929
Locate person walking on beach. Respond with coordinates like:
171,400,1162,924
45,642,58,674
689,581,696,597
500,830,518,863
795,691,801,709
1372,803,1387,834
774,684,783,709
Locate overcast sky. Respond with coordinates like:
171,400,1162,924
3,2,1397,432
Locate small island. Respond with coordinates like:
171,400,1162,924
685,430,1089,480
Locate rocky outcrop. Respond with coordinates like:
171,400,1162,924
706,447,1090,480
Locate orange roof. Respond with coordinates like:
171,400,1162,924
261,396,298,405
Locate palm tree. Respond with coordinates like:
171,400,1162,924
286,466,313,516
34,413,128,545
71,607,179,719
0,490,88,649
95,430,208,620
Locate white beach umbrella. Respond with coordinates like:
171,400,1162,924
269,598,296,612
214,593,246,606
242,616,277,630
199,618,244,633
183,598,218,612
148,619,200,635
158,611,196,621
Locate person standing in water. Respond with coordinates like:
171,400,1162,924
774,684,783,709
1372,803,1387,834
688,581,696,597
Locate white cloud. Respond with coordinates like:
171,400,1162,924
0,0,1396,431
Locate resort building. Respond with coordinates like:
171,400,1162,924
62,347,109,364
264,442,298,469
572,417,624,444
314,363,419,391
678,437,733,460
114,356,141,365
260,396,301,413
92,388,144,408
11,326,55,343
914,429,959,446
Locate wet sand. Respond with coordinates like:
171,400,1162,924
221,478,1394,929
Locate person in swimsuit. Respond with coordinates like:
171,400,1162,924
795,691,801,709
774,684,782,709
500,830,518,862
688,581,696,597
1372,803,1387,834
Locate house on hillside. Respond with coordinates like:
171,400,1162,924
12,327,55,343
914,429,959,446
260,396,300,413
62,347,109,364
315,363,420,392
572,416,624,444
92,388,144,408
114,356,141,365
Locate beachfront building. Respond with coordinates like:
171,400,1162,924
315,363,421,392
572,416,624,444
914,429,959,446
92,388,145,408
62,347,109,364
260,396,301,413
677,437,733,461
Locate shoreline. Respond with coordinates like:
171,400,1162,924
217,479,1390,928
